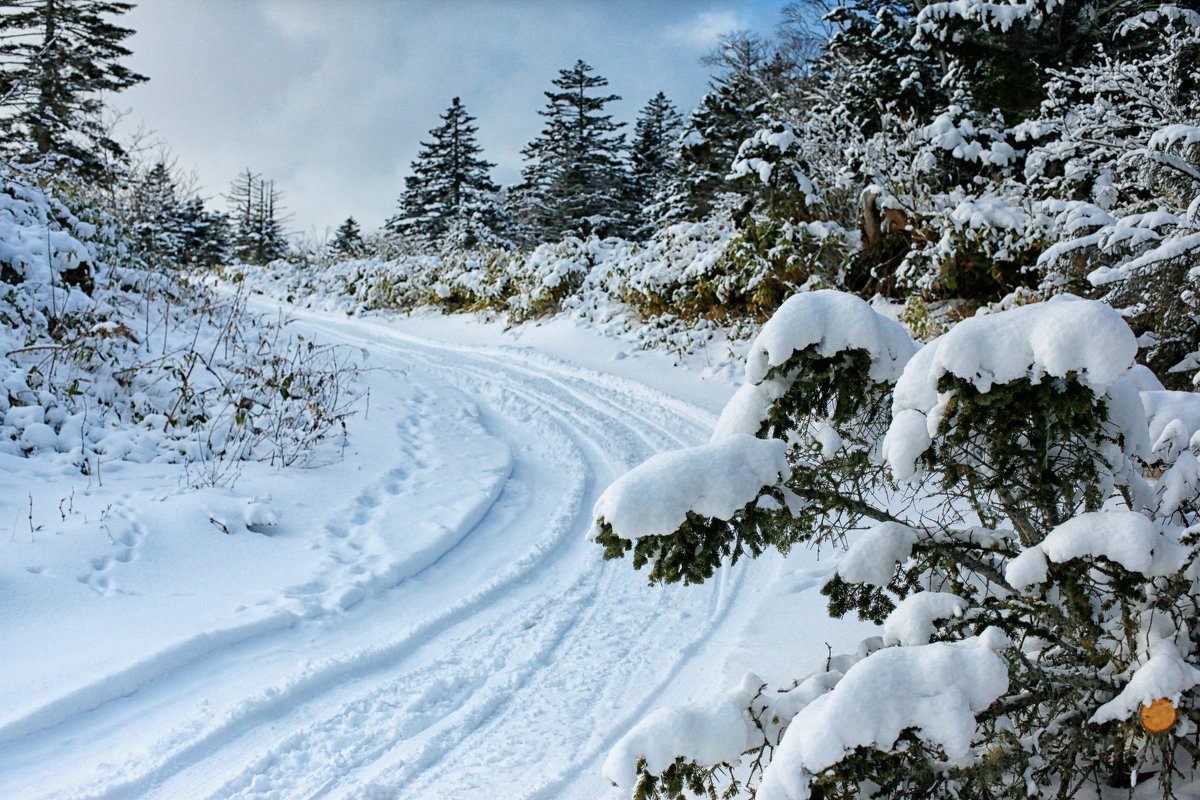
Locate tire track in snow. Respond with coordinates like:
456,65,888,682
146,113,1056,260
0,309,743,800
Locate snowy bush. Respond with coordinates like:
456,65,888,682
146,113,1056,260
596,290,1200,799
0,166,362,481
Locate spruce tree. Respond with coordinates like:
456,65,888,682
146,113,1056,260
0,0,147,180
628,92,683,237
386,97,499,247
125,159,228,269
519,60,634,241
226,169,289,264
661,34,774,223
331,216,363,257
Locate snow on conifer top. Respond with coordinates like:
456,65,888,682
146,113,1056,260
892,296,1136,414
883,297,1136,480
756,629,1010,800
591,434,787,540
743,290,917,385
1006,511,1191,589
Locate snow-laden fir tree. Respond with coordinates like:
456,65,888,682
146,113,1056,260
596,290,1200,799
331,215,364,257
386,97,503,248
122,158,229,270
660,32,789,224
0,0,146,180
628,92,683,237
226,168,289,265
519,60,634,241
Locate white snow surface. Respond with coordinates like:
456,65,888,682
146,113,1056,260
602,672,764,788
1142,390,1200,463
743,290,918,386
0,297,876,800
894,296,1136,413
836,521,920,586
882,592,967,647
592,434,788,540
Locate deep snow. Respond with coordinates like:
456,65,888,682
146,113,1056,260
0,299,871,799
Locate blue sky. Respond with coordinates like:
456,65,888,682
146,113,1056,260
118,0,787,237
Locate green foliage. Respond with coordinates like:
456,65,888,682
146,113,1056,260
597,345,899,587
933,374,1110,536
600,294,1200,798
0,0,148,181
629,757,742,800
519,60,635,240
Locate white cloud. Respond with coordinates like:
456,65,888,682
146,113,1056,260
117,0,780,236
665,8,746,48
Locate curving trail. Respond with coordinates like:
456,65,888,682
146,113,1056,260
0,307,806,800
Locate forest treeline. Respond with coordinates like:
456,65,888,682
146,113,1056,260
282,2,1200,390
4,2,1196,389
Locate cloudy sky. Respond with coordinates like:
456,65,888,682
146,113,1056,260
117,0,787,238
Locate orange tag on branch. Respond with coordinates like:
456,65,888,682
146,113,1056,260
1140,698,1176,733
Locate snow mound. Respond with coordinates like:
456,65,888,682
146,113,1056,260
757,629,1010,800
591,434,788,540
884,297,1137,479
882,592,967,647
1007,511,1190,589
744,290,917,386
836,522,920,587
1092,641,1200,725
1157,451,1200,518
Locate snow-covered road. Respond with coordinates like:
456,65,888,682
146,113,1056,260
0,306,859,799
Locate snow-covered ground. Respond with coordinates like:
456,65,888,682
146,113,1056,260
0,300,870,800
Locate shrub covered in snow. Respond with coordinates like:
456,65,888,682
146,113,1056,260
596,290,1200,799
0,165,362,482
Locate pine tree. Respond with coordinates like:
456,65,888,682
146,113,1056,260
174,197,230,269
331,216,363,257
226,168,290,264
519,60,634,241
123,158,229,269
386,97,499,247
661,34,775,223
817,0,947,131
0,0,147,180
597,291,1200,799
628,92,683,237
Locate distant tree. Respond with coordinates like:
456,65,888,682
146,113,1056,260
386,96,501,248
628,92,683,237
125,159,229,269
661,33,776,223
175,197,230,268
0,0,147,180
519,60,634,240
331,215,364,256
226,168,290,264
